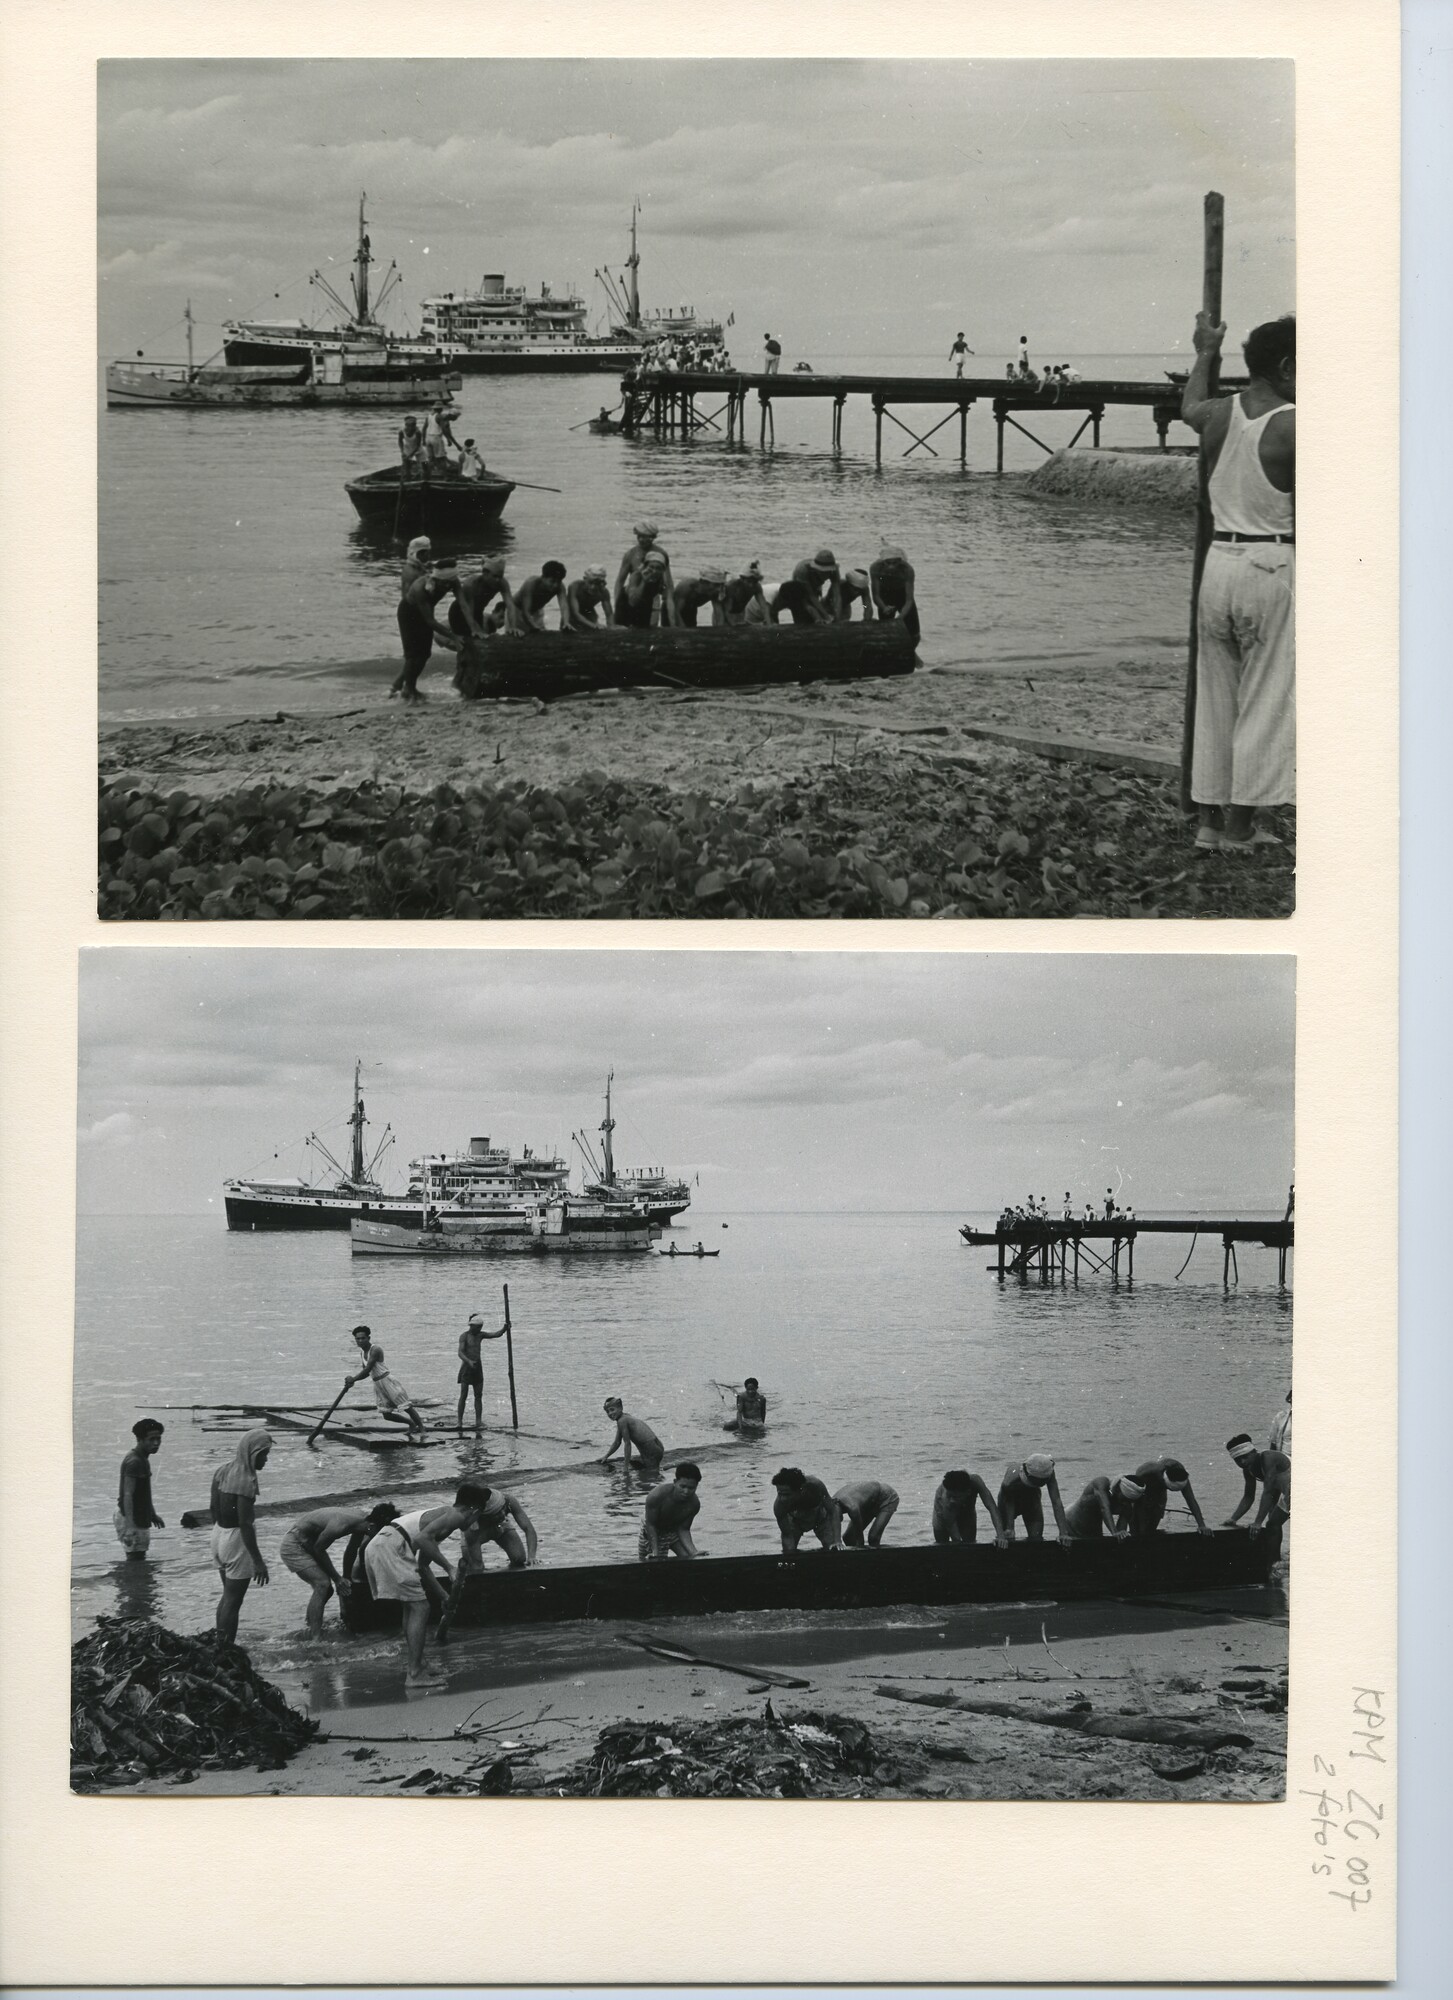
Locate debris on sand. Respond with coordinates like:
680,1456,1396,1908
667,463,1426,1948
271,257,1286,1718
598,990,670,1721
563,1710,880,1799
71,1617,318,1789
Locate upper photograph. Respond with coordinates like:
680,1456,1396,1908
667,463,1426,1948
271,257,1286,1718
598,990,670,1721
97,58,1295,921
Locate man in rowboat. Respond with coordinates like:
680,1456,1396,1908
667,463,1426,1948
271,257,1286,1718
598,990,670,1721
772,1467,843,1551
398,414,426,481
1061,1474,1138,1540
280,1501,398,1635
363,1483,493,1688
601,1397,665,1475
1122,1455,1211,1537
456,1310,506,1434
1224,1434,1291,1543
344,1324,426,1440
639,1463,704,1561
996,1455,1074,1542
565,566,616,631
932,1468,1008,1547
834,1479,900,1548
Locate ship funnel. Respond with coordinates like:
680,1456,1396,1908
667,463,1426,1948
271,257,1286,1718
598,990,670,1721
469,1136,492,1157
479,274,505,299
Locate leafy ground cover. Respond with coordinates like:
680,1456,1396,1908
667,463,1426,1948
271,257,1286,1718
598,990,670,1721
98,754,1294,920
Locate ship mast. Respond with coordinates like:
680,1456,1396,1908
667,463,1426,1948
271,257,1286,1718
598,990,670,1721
626,204,640,330
599,1072,616,1182
349,1059,367,1184
352,193,372,326
185,299,194,379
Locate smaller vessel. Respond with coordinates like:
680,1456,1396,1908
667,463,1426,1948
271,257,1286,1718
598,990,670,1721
344,465,515,535
598,203,725,349
576,1074,692,1224
660,1243,719,1258
352,1196,657,1257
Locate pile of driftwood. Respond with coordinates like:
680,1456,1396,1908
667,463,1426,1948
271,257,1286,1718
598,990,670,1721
71,1617,318,1789
572,1709,882,1799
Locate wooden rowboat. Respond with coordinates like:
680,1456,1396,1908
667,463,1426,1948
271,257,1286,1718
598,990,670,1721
344,465,515,535
339,1525,1280,1634
456,616,915,700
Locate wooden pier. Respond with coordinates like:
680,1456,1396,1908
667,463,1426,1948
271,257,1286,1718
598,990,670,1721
959,1216,1293,1289
617,370,1229,469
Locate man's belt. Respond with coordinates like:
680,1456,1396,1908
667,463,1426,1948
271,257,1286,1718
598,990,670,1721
1212,531,1295,544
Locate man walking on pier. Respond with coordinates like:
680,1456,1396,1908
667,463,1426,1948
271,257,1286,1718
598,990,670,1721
1182,311,1296,850
948,332,973,377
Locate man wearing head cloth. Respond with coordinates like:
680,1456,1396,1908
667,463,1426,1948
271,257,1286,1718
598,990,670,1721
115,1419,165,1560
723,560,772,627
401,536,432,596
773,549,841,627
1061,1472,1139,1541
391,560,479,701
996,1453,1073,1542
870,543,920,642
1122,1454,1211,1537
672,564,729,628
566,564,616,631
614,522,679,627
838,566,874,622
1224,1433,1291,1543
456,1309,506,1435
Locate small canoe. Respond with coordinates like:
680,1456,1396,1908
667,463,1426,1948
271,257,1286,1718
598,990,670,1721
344,465,515,535
456,616,915,700
338,1525,1280,1633
661,1247,721,1257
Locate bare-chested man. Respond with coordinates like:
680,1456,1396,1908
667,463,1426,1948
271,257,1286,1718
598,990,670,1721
455,1310,506,1433
722,562,771,627
459,1485,538,1569
507,561,569,633
837,567,874,621
869,545,919,644
565,566,615,631
1123,1456,1210,1537
834,1479,900,1548
931,1468,1008,1547
997,1454,1073,1542
362,1484,492,1687
601,1397,664,1475
773,550,840,626
614,523,680,627
673,567,729,627
772,1467,843,1551
279,1501,397,1634
1061,1474,1138,1541
392,563,478,702
1224,1433,1292,1541
723,1377,766,1435
639,1462,703,1561
448,560,520,659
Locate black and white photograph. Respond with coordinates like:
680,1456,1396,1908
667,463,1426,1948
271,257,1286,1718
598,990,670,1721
98,57,1296,921
74,948,1293,1801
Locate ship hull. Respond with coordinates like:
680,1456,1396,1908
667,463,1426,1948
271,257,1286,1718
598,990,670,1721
340,1526,1281,1633
107,364,463,410
224,1191,424,1231
351,1219,655,1257
450,347,636,374
221,334,458,382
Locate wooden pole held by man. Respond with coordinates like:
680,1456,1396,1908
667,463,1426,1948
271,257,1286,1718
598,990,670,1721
502,1283,519,1429
1180,191,1225,814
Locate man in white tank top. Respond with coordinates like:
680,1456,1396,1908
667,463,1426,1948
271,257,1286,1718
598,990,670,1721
1182,313,1296,848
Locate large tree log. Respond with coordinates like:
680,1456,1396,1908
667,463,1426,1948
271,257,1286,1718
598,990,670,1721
874,1682,1253,1750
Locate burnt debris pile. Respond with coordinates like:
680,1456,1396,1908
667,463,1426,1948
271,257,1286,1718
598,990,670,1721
71,1617,318,1789
572,1710,882,1799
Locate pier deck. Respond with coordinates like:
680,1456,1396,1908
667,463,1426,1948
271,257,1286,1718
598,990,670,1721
617,369,1237,467
960,1215,1293,1287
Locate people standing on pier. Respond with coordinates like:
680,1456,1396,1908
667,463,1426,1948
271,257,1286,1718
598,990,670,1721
932,1469,1009,1546
1224,1434,1291,1540
456,1310,506,1434
614,523,680,628
461,1485,539,1570
949,332,974,377
722,562,772,627
724,1378,767,1434
279,1501,396,1635
565,566,615,631
639,1463,704,1561
774,551,841,626
362,1484,493,1687
1017,334,1032,379
763,333,782,375
1269,1389,1292,1455
834,1479,901,1547
772,1468,843,1551
997,1455,1073,1542
345,1324,426,1439
869,545,919,644
392,564,479,702
1062,1474,1138,1540
1123,1456,1210,1536
1181,311,1296,851
601,1397,665,1476
209,1429,272,1645
673,566,729,627
510,563,571,633
115,1419,165,1561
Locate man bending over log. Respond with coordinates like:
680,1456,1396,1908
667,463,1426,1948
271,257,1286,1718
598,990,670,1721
280,1501,397,1635
460,1485,539,1570
869,545,919,643
1181,312,1296,851
1123,1456,1210,1536
773,550,841,626
614,522,680,627
391,562,478,703
1062,1474,1137,1541
772,1467,843,1551
639,1463,703,1561
997,1455,1072,1542
834,1479,900,1547
363,1484,492,1688
601,1397,664,1476
566,566,615,630
932,1468,1008,1547
1224,1434,1291,1543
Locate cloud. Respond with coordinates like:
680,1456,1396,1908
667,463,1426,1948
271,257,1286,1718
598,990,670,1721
79,1111,139,1145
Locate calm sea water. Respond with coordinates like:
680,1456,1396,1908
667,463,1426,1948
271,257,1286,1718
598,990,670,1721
99,351,1194,721
73,1208,1290,1680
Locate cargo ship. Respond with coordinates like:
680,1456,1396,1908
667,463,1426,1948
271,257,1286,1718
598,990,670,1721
576,1072,691,1224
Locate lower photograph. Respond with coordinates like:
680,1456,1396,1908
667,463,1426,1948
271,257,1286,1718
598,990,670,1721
73,947,1292,1801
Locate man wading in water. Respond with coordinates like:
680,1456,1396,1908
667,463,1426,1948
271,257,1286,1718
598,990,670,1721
392,561,478,702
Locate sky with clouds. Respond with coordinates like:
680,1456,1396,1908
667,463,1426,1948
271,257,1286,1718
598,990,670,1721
77,951,1294,1216
98,59,1294,361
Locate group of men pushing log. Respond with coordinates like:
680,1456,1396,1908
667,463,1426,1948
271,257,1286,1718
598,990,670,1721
391,518,919,701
